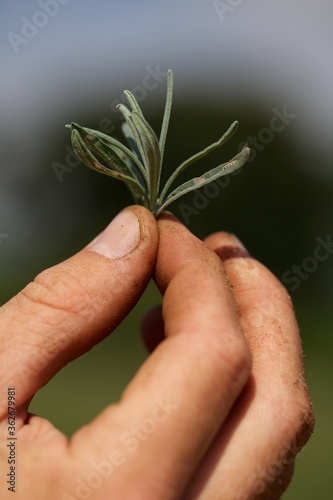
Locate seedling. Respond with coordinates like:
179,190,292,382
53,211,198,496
66,70,250,216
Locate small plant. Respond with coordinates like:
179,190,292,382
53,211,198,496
66,70,250,217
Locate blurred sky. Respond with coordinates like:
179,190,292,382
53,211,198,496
1,0,333,290
1,0,333,169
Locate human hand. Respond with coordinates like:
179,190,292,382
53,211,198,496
143,214,314,499
0,207,314,499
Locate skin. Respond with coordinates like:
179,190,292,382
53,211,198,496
0,206,314,499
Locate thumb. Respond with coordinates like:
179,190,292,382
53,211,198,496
0,206,158,418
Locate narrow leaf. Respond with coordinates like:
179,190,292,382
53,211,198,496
68,122,148,185
159,121,239,202
131,111,161,206
70,129,148,206
82,131,138,177
158,69,173,183
155,146,250,216
85,128,147,189
121,122,144,164
123,90,145,118
117,104,148,173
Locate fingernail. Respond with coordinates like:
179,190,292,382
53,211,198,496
229,233,248,251
87,210,141,259
215,234,251,262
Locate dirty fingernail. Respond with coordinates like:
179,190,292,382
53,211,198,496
215,234,251,262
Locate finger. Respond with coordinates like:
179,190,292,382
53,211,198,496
183,232,314,499
141,304,164,352
69,215,252,498
0,206,158,420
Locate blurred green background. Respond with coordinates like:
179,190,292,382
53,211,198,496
1,1,333,497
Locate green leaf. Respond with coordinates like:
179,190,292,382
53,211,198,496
68,122,148,186
155,146,250,216
117,104,148,173
121,122,144,166
66,70,253,220
83,124,148,190
81,130,139,179
120,122,146,187
70,128,148,206
123,90,145,119
131,111,161,207
158,69,173,187
159,121,239,202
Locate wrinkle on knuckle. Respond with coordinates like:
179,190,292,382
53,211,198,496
221,338,252,391
246,458,295,500
285,393,315,448
241,400,313,499
21,267,98,324
267,392,315,466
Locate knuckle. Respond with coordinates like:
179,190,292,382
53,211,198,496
222,335,252,379
196,331,252,392
271,388,315,459
223,338,252,390
287,392,315,448
19,265,97,324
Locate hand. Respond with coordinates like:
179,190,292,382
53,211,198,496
145,214,314,499
0,207,314,499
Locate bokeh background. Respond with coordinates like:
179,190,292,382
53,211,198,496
1,1,333,497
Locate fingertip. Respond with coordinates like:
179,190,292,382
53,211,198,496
86,205,158,260
156,211,184,231
155,214,212,294
204,232,251,261
129,204,159,233
130,205,160,259
124,205,160,253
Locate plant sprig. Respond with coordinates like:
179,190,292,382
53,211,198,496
66,70,250,216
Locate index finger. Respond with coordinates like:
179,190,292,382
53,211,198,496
70,215,252,497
